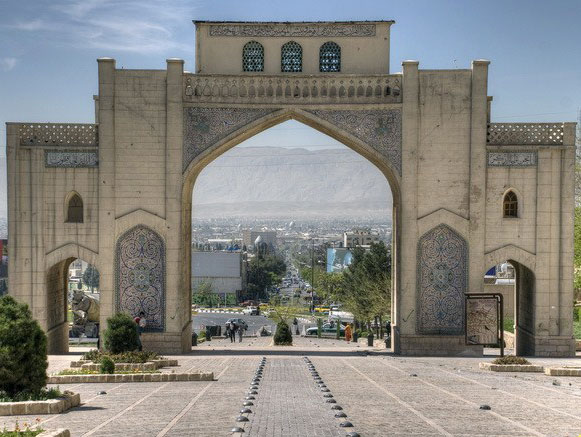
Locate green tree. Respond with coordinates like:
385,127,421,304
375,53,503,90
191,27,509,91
82,264,100,292
0,296,48,397
192,281,217,307
247,254,286,300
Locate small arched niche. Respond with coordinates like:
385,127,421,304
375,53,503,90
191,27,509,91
65,192,84,223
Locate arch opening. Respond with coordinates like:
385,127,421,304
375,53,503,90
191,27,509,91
46,257,100,354
183,115,400,344
483,259,536,356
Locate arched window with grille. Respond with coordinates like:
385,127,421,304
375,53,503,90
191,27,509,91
243,41,264,72
503,191,518,218
281,41,302,72
66,192,84,223
319,42,341,72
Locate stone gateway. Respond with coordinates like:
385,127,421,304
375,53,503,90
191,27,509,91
6,21,577,356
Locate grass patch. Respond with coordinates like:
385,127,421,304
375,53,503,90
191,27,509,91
0,388,62,403
57,369,160,376
81,350,162,363
493,355,530,365
574,319,581,339
503,317,514,334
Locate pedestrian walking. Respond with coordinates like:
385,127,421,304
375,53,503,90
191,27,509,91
229,321,236,343
345,323,352,342
293,317,299,335
134,311,146,351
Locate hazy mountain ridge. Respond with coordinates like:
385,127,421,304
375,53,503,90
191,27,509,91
192,147,393,218
0,148,393,224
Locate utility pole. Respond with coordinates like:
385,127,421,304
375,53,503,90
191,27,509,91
311,238,315,313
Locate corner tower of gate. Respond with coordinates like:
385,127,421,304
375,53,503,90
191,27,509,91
6,20,576,356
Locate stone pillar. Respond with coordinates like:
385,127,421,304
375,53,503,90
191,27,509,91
468,60,490,294
97,58,116,337
396,60,420,354
166,59,190,353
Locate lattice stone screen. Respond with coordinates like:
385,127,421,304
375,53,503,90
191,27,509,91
281,41,302,72
243,41,264,72
487,123,564,145
19,124,98,147
319,42,341,72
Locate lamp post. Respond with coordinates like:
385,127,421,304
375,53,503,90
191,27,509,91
311,239,315,313
254,235,263,302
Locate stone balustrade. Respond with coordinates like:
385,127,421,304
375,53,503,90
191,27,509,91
18,123,98,147
184,73,402,104
487,122,564,145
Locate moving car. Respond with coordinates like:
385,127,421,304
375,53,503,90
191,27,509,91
243,306,259,316
306,322,346,336
225,318,248,331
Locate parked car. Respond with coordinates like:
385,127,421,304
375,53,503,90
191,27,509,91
306,322,346,336
225,318,248,331
243,306,259,316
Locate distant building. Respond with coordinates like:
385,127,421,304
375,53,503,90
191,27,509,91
192,252,244,303
343,228,380,247
242,230,277,250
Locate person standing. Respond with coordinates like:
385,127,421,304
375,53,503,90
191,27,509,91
238,323,243,342
134,311,147,351
229,320,236,343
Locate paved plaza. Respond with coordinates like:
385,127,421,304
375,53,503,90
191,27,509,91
1,337,580,436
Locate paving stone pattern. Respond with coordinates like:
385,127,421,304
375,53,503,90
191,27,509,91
236,358,345,436
1,341,580,436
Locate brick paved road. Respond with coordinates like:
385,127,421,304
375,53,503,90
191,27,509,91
1,340,580,436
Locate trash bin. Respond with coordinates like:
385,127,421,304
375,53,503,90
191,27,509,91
367,333,374,347
206,327,212,341
352,331,359,342
192,331,198,346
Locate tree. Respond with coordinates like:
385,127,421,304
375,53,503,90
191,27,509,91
0,296,48,397
193,281,216,307
247,253,286,300
82,264,100,293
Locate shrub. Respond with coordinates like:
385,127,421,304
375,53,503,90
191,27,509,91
82,349,160,364
103,313,140,354
274,321,292,346
100,356,115,374
0,296,48,397
493,355,530,365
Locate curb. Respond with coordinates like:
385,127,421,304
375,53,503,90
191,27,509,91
39,430,70,437
70,359,178,371
47,372,214,384
479,362,544,372
544,367,581,376
0,393,80,416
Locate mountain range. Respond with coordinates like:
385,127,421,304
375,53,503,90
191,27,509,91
0,147,393,226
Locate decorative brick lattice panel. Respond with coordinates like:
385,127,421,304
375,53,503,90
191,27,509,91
417,224,467,335
115,226,165,332
487,123,563,145
184,74,402,104
19,124,98,147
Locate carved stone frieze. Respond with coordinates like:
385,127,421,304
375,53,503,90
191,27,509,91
487,151,537,167
209,23,376,38
183,107,275,171
45,150,99,168
306,109,402,174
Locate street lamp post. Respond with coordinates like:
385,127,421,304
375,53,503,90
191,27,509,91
311,239,315,313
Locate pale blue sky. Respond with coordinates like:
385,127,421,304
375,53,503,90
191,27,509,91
1,0,580,158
